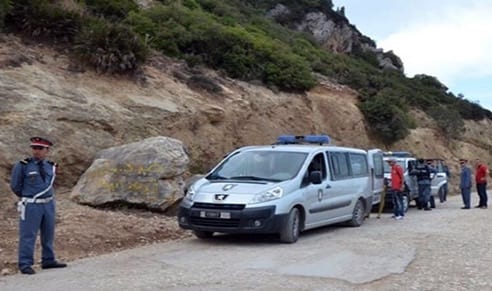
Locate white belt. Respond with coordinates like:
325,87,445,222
21,196,54,204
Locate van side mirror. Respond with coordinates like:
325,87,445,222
310,171,322,184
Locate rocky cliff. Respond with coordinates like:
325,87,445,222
266,3,403,71
0,30,491,209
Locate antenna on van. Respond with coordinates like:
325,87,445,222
276,135,330,145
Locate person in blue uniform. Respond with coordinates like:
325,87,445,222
10,137,67,275
459,159,472,209
411,158,436,211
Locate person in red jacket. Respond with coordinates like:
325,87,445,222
475,159,488,209
387,158,405,219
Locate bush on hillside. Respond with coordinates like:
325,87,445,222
453,98,489,120
83,0,139,21
0,0,12,31
126,5,316,90
359,91,413,145
6,0,81,42
74,18,148,74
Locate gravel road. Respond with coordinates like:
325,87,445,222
1,194,491,291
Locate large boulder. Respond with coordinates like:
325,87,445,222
70,136,189,212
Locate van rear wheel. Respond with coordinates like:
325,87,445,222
348,199,365,227
280,208,300,243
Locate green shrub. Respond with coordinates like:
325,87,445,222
359,92,412,145
0,0,12,30
6,0,81,42
75,18,148,74
126,5,316,90
453,98,488,120
83,0,139,21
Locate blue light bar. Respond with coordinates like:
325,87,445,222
277,135,330,145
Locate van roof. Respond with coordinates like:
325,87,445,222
237,144,368,154
383,156,416,161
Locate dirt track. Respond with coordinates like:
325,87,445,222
1,193,491,290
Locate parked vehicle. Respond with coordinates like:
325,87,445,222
178,135,384,243
381,153,449,210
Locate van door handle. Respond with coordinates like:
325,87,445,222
437,174,445,178
325,184,331,189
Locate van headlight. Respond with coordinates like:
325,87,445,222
249,187,283,204
184,186,196,202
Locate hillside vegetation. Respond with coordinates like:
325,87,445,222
1,0,490,145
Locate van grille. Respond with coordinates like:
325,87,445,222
189,217,240,227
192,202,245,210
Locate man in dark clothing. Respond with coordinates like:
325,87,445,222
411,158,436,210
460,159,472,209
440,161,451,203
10,137,67,275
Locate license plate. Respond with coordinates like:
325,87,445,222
220,212,231,219
200,211,231,219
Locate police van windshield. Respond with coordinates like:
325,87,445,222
207,151,307,182
383,160,406,173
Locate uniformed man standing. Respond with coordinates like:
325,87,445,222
459,159,472,209
10,137,67,275
411,158,436,211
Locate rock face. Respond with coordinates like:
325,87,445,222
268,5,404,72
70,137,188,212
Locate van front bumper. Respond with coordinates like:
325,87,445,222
178,204,289,234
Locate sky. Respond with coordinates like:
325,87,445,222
332,0,492,111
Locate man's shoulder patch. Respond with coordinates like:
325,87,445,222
20,158,32,164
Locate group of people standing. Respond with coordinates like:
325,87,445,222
459,158,489,209
387,156,489,220
386,157,442,220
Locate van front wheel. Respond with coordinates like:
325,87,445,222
280,208,300,243
193,230,214,239
348,199,365,227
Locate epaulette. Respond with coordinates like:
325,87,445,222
47,160,58,166
20,158,32,164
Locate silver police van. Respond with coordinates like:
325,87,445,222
178,135,384,243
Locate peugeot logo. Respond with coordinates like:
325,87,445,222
222,184,236,191
215,194,229,201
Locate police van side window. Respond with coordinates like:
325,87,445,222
373,153,384,178
302,153,327,187
349,153,368,177
328,152,350,180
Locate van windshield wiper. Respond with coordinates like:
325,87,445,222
228,176,280,182
207,174,227,180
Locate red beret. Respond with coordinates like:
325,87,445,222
30,137,53,147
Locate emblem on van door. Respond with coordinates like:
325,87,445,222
215,194,229,201
222,184,236,191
